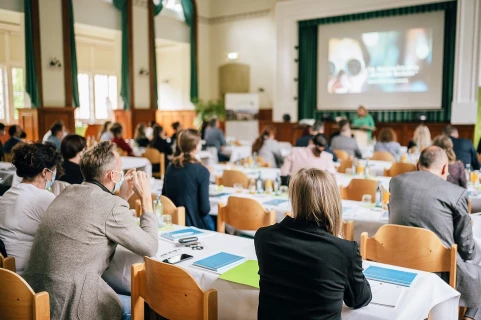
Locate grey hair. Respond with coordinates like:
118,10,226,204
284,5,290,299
419,145,448,169
80,141,117,181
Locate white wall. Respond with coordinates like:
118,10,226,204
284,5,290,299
74,0,121,31
39,0,65,107
0,0,23,13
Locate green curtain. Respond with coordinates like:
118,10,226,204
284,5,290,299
298,1,456,122
152,1,163,108
68,0,79,107
113,0,130,110
181,0,198,102
24,0,40,107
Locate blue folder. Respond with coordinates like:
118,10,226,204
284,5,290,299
193,252,245,272
364,265,417,287
161,228,205,241
263,199,288,206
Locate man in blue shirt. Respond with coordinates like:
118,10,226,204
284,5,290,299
4,125,23,154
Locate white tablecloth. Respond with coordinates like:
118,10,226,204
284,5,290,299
210,164,280,182
223,146,252,163
121,156,152,176
103,227,460,320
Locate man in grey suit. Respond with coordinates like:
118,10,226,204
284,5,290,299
331,120,362,158
389,146,481,319
23,141,158,320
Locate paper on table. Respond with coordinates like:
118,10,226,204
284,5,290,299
218,260,260,288
369,280,405,307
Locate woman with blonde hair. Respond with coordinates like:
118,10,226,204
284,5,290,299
134,123,149,147
252,126,284,168
408,125,431,151
255,168,372,319
162,129,214,230
432,134,467,188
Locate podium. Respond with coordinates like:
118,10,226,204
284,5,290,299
351,126,375,147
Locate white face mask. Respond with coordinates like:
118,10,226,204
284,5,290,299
45,169,56,189
111,171,124,193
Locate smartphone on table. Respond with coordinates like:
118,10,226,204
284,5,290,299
163,254,193,264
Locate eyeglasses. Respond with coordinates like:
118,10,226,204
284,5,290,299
329,59,364,77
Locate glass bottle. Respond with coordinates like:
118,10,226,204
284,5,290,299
153,193,164,228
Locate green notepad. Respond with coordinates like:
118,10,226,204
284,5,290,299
218,260,259,288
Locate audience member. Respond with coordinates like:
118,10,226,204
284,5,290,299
331,120,362,158
295,120,338,161
162,129,214,230
282,113,291,123
407,125,431,151
255,168,372,319
281,133,336,176
134,123,150,147
351,105,375,141
23,141,158,319
46,121,66,151
145,120,156,140
444,125,480,170
252,126,284,168
150,125,172,171
59,134,87,185
389,146,481,318
432,135,467,188
99,121,113,141
0,122,5,160
0,143,61,274
205,118,229,162
374,127,401,157
170,121,182,151
4,125,23,154
111,122,134,156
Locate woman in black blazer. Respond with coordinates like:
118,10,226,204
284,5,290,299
150,125,172,172
255,168,372,320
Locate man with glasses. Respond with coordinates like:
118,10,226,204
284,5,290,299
23,141,158,320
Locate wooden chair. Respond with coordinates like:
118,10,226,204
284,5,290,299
4,153,13,163
360,224,457,289
135,195,186,226
217,197,275,233
216,170,250,188
337,159,353,174
370,151,395,161
0,268,50,319
0,253,15,272
256,156,272,168
284,211,354,241
333,149,350,162
468,198,472,214
340,179,377,202
142,147,165,179
131,257,217,320
384,163,417,177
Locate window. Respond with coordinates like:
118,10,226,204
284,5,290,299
0,66,25,122
162,0,182,12
11,67,24,120
0,68,4,120
75,73,118,122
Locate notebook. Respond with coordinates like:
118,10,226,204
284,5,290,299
193,252,245,273
369,280,405,307
364,266,417,287
219,260,260,288
160,228,206,241
263,199,288,206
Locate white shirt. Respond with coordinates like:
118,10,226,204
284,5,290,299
0,183,55,274
42,131,51,143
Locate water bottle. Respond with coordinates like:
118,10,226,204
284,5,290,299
274,174,281,193
253,152,258,168
153,193,164,228
375,181,383,208
256,171,264,193
351,158,357,176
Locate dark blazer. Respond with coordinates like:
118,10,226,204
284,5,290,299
135,137,150,148
150,137,172,171
295,134,338,162
4,137,21,154
451,136,480,170
162,162,214,230
389,171,481,307
255,216,371,320
59,160,84,185
0,141,4,159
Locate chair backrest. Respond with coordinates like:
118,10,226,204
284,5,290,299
218,197,275,233
131,257,217,320
284,211,354,241
217,170,250,188
370,151,395,161
0,253,16,272
337,159,353,174
135,195,186,226
256,156,271,168
360,224,457,288
142,148,165,178
340,179,378,202
50,180,71,197
333,149,350,162
468,198,472,214
0,268,50,319
384,162,417,177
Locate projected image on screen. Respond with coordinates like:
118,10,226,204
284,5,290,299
328,28,432,94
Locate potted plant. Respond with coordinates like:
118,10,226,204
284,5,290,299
193,99,225,128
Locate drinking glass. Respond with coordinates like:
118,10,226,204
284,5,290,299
361,194,372,205
345,168,353,175
233,183,244,193
163,214,173,229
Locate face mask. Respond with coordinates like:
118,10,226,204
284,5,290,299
45,169,56,189
112,171,124,193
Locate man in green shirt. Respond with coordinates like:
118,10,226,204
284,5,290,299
351,106,375,141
